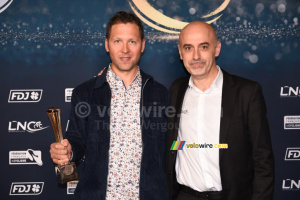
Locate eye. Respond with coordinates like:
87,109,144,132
201,45,208,50
129,40,136,44
114,40,120,43
184,46,192,51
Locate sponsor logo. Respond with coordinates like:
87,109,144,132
285,148,300,161
8,89,43,103
282,179,300,190
280,86,300,97
10,182,44,195
67,181,78,194
65,88,73,102
9,149,43,166
284,116,300,129
170,141,186,150
170,141,228,150
0,0,14,14
8,121,49,133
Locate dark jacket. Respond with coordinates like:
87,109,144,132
66,67,169,200
166,69,275,200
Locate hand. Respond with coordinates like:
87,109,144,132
49,139,72,165
94,67,106,77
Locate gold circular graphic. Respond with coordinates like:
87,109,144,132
129,0,230,34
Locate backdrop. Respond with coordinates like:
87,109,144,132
1,0,299,199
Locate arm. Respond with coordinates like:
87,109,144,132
248,83,275,200
64,90,88,164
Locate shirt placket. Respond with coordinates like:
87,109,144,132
197,92,214,190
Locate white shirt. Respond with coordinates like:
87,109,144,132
175,66,223,192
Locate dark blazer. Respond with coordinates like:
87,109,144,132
166,69,275,200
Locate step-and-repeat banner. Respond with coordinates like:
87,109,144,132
1,0,299,199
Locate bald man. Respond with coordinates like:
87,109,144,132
166,22,274,200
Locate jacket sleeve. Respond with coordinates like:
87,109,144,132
248,83,275,200
65,89,87,164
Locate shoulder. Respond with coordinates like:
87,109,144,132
222,69,264,101
222,69,260,89
170,76,190,90
71,75,105,102
141,70,168,93
73,77,98,95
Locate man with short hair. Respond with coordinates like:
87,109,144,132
166,21,275,200
50,11,168,200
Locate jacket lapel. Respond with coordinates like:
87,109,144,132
219,70,237,159
174,80,189,140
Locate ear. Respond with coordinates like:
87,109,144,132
141,39,145,53
178,44,183,60
105,38,109,52
215,41,221,57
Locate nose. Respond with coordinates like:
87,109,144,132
193,48,200,60
122,43,129,53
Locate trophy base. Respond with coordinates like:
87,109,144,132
56,162,78,184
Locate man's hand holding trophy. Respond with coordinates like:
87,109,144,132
47,107,78,184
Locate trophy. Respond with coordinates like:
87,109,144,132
47,107,78,184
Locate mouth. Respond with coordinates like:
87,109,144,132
120,56,131,62
190,61,205,68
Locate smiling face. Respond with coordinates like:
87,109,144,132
178,21,221,80
105,23,145,74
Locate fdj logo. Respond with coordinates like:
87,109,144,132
8,121,49,133
8,89,43,103
285,148,300,161
282,179,300,190
10,182,44,195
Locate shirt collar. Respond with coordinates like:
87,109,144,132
188,65,223,93
106,64,141,89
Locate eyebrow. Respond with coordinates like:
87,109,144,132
182,42,210,48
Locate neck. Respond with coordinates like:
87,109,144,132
111,65,138,89
192,66,219,92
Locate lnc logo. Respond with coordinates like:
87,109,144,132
8,121,49,133
282,179,300,190
280,86,300,97
0,0,14,14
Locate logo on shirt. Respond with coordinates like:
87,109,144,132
181,109,188,114
285,148,300,161
284,116,300,129
9,149,43,166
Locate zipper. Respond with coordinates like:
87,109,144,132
139,77,150,199
141,78,150,128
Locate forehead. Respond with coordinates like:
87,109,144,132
179,24,216,45
110,23,140,38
